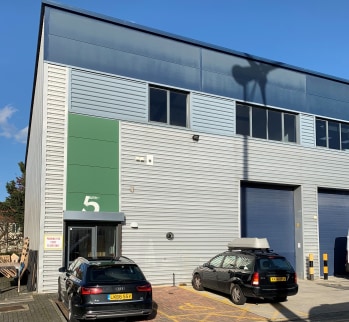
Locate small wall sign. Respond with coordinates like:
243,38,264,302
44,235,63,250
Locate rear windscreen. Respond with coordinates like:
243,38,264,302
87,265,146,282
257,257,293,271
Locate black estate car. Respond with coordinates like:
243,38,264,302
192,238,298,305
58,256,153,321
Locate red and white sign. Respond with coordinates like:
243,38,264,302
44,235,63,250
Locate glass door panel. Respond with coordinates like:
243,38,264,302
68,227,93,262
97,226,116,258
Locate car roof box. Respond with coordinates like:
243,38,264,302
227,237,270,250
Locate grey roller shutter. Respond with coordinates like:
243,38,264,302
241,183,295,268
318,189,349,276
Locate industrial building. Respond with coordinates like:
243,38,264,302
25,1,349,292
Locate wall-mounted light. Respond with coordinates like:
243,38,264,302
192,134,200,142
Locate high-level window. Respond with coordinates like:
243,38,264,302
316,118,349,150
149,86,188,127
236,103,297,143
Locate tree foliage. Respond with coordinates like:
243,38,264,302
0,161,25,230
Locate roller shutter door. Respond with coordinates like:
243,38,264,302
318,190,349,276
241,184,295,268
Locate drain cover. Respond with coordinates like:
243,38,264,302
0,304,28,313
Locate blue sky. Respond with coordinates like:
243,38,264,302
1,0,349,201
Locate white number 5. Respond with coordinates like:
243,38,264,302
82,196,100,212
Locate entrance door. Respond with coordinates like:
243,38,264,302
67,225,117,265
68,227,94,262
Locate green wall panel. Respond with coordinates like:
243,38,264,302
67,114,119,212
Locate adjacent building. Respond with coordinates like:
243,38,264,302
25,1,349,293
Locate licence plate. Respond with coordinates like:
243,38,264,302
108,293,133,301
270,276,286,282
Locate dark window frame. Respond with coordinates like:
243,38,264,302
236,103,298,144
316,118,349,151
149,85,189,128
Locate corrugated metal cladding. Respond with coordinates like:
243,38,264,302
318,190,349,276
120,122,239,284
66,66,349,280
241,184,296,268
70,69,148,123
41,63,67,293
43,4,349,122
24,35,45,252
300,114,315,147
191,93,235,136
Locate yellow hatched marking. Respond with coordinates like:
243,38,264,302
179,302,214,311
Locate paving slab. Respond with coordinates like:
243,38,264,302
1,276,349,321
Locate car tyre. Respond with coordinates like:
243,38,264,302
231,284,246,305
192,274,204,291
68,295,79,322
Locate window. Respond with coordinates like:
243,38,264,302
236,103,297,143
316,119,327,147
316,118,349,150
252,106,267,139
235,255,254,270
341,124,349,150
209,255,224,268
284,113,296,142
236,104,249,135
222,255,237,268
149,86,188,127
268,110,282,141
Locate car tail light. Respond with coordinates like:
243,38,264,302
136,284,152,292
294,273,297,284
251,272,259,286
81,287,103,295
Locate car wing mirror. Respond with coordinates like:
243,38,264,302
58,267,67,273
204,263,214,269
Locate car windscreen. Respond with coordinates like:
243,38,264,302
87,264,146,282
257,257,294,271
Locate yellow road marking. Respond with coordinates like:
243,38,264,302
179,302,215,311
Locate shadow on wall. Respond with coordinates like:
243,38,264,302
232,54,277,106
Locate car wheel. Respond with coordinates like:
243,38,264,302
68,296,79,322
231,284,246,305
192,274,204,291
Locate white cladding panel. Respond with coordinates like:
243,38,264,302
70,69,148,122
300,114,315,147
121,120,349,283
120,122,239,284
28,65,349,288
41,63,67,293
24,35,45,251
191,92,235,136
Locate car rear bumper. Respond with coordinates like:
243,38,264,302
73,301,153,320
81,308,153,320
243,284,298,299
